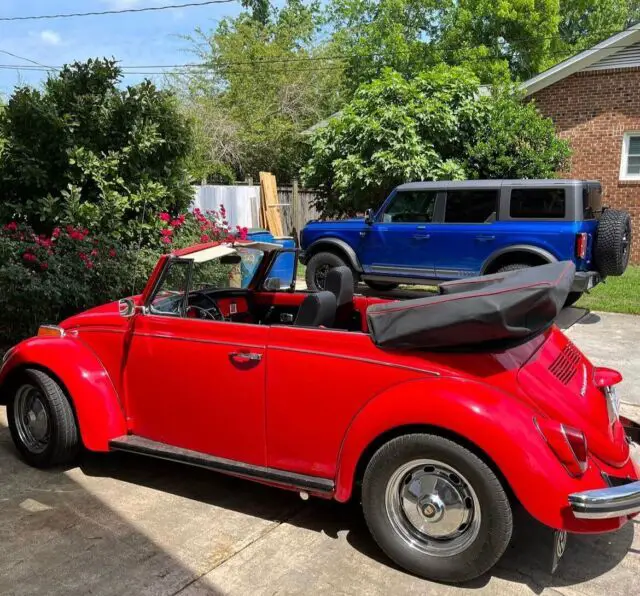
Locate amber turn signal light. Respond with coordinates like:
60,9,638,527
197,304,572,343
37,325,65,338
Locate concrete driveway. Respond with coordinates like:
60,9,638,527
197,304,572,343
1,311,639,596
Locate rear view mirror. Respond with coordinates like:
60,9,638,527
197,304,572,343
364,208,375,225
263,278,281,292
220,254,242,265
119,298,136,318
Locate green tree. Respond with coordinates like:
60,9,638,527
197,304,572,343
302,67,570,216
0,59,194,242
178,0,345,182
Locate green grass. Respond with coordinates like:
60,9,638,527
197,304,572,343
576,266,640,315
297,262,306,280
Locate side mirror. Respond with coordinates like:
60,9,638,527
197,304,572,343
119,298,137,318
263,278,282,292
364,208,375,225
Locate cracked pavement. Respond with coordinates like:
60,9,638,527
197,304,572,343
1,310,639,595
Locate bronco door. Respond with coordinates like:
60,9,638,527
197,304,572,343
124,257,268,466
358,188,441,278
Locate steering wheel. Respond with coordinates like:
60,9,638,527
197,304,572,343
188,305,224,321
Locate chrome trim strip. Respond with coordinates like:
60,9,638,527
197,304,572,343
569,479,640,519
370,265,434,275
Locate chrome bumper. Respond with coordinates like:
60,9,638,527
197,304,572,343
569,480,640,519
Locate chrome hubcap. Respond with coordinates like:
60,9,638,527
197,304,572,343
385,459,481,557
14,384,50,454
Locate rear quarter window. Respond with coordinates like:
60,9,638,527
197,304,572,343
583,185,602,219
509,188,566,219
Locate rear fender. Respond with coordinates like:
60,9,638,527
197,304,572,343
0,337,126,451
335,378,620,532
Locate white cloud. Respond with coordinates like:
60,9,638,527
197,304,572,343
39,30,62,46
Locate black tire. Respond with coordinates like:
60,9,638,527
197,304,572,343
595,209,632,276
362,434,513,583
364,280,400,292
496,263,531,274
564,291,583,308
7,369,80,468
305,251,357,292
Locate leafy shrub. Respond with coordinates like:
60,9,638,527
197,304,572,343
302,67,571,217
0,59,194,243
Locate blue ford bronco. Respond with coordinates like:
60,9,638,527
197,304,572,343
300,180,632,306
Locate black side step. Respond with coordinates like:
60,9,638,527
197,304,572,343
109,435,335,494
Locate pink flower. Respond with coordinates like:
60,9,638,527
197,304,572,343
159,212,171,222
85,260,94,270
78,252,87,261
40,262,48,271
109,248,117,257
52,227,61,239
200,234,210,243
170,218,183,228
162,236,172,244
219,204,226,217
160,228,173,237
91,249,98,257
22,252,36,263
4,222,18,232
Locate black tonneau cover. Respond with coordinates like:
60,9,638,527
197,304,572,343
367,261,575,350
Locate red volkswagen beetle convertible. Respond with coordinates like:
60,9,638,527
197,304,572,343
1,241,639,583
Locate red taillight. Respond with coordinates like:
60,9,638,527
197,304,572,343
576,233,588,259
535,418,588,477
594,367,623,388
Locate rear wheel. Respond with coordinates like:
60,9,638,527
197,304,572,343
305,251,357,292
595,209,632,276
496,263,530,274
7,369,80,468
362,434,512,583
364,280,400,292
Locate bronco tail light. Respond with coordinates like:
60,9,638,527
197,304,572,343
575,233,588,259
37,325,65,338
535,418,588,477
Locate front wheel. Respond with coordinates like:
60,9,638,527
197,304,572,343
305,251,357,292
362,434,513,583
7,369,80,468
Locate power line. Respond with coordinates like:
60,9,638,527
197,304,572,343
0,0,235,22
0,50,56,69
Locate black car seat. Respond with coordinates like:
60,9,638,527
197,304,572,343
326,266,355,329
293,291,337,327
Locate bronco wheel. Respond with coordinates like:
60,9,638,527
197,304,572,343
362,434,512,583
595,209,632,276
7,369,80,468
364,280,400,292
305,251,356,291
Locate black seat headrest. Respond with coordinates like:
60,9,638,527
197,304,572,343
294,291,336,327
325,266,354,308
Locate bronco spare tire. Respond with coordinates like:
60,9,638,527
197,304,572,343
594,209,632,276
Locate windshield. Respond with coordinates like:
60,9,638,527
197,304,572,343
149,245,266,315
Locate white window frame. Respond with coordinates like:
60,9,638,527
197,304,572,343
619,132,640,180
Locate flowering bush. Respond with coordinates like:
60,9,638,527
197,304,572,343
155,205,248,250
0,205,250,344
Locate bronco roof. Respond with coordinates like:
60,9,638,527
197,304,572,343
395,179,598,191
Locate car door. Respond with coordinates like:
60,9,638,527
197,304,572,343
123,258,269,466
358,189,441,278
429,187,501,279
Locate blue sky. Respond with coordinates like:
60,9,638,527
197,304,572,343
0,0,255,96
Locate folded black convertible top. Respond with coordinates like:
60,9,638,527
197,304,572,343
366,261,575,350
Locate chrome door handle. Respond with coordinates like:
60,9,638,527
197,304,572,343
412,234,431,240
229,351,262,362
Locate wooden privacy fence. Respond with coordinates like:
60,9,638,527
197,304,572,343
192,181,321,242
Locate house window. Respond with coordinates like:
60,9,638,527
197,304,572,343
620,133,640,180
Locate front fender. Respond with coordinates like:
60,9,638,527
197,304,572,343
335,378,620,532
303,238,363,271
0,336,126,451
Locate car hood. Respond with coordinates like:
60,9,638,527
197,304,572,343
517,326,629,467
60,297,137,329
306,217,366,226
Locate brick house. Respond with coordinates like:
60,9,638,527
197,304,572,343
522,24,640,262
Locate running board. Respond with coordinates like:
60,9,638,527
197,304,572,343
109,435,335,494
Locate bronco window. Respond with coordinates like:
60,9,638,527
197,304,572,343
444,190,498,223
509,188,566,219
382,191,437,223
